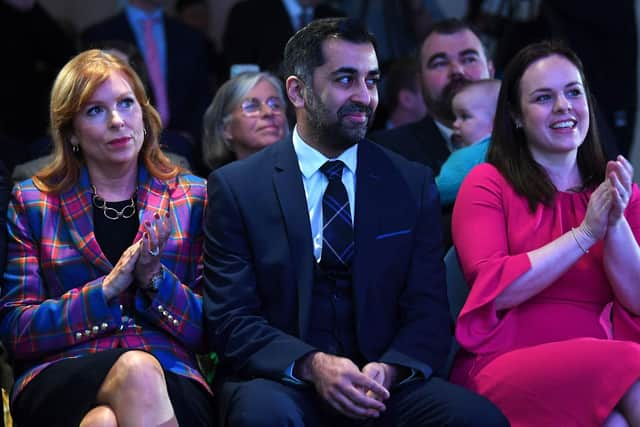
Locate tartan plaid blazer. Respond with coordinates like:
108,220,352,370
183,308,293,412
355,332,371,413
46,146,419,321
0,165,209,401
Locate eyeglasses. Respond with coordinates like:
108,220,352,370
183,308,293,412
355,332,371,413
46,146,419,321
240,97,284,117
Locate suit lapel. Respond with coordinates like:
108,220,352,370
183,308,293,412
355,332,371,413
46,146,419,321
58,165,169,273
59,168,111,273
353,141,383,328
136,164,171,240
272,139,315,339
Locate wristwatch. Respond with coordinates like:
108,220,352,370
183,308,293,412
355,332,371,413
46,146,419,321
142,267,164,293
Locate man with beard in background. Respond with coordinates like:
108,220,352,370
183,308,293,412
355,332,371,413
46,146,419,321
369,19,494,176
369,19,493,249
203,17,507,427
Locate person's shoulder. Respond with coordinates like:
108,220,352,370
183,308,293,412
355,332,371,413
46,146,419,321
368,120,421,143
363,139,433,179
176,172,206,185
209,141,282,192
465,162,501,181
174,172,207,194
82,11,126,37
10,178,51,207
164,14,207,43
460,163,514,198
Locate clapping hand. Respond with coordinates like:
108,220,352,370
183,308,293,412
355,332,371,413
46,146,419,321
135,210,171,285
606,155,633,226
102,239,142,300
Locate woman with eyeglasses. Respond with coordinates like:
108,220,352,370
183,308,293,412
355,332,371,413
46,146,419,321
202,71,289,171
0,49,214,426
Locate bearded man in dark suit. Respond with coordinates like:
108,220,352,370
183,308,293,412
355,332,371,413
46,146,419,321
204,17,507,427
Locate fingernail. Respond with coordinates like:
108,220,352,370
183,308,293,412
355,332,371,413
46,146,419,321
143,232,148,239
154,212,160,220
145,221,151,227
165,211,170,218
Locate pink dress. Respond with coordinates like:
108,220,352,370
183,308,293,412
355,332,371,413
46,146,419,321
450,163,640,427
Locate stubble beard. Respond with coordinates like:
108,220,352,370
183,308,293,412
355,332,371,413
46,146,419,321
304,91,373,152
424,77,470,124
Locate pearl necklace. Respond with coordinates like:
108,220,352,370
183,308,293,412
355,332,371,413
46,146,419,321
91,185,137,220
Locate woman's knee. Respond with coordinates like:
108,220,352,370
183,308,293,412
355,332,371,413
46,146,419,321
100,351,166,398
79,405,118,427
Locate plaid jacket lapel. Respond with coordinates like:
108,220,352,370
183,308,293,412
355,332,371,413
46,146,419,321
58,168,111,272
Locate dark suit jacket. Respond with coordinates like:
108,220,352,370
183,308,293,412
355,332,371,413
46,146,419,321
223,0,344,73
83,11,210,146
368,116,450,175
203,137,450,387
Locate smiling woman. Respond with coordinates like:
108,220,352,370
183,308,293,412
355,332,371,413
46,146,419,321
1,50,214,427
202,71,289,172
451,40,640,427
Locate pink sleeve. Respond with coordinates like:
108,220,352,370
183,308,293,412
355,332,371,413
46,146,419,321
452,164,532,353
607,184,640,341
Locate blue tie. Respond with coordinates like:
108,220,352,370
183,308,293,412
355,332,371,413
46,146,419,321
320,161,354,271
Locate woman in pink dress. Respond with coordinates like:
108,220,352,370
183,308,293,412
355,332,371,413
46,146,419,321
451,40,640,426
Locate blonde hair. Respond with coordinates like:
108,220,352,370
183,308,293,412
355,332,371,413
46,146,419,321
34,49,181,193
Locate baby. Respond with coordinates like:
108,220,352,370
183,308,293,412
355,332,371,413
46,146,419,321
436,79,501,205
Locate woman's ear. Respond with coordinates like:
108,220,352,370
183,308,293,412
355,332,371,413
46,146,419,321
286,76,306,109
513,118,523,129
509,110,523,129
69,134,79,146
222,119,233,143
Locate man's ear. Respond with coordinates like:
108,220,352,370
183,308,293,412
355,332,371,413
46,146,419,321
286,75,306,108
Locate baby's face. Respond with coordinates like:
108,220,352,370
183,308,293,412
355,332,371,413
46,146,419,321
452,90,494,146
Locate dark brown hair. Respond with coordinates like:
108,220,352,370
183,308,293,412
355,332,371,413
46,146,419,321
487,40,606,211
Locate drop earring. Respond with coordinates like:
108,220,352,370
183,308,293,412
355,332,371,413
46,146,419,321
72,144,80,153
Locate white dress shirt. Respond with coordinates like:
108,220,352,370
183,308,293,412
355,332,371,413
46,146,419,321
292,126,357,263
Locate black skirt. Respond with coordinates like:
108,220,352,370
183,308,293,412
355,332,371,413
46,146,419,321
12,348,214,426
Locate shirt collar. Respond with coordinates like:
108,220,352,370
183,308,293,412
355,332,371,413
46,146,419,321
292,126,358,179
434,119,456,152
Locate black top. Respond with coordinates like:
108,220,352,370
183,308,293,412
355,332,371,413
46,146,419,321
93,199,139,266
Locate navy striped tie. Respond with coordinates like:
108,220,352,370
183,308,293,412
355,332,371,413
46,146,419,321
319,160,354,271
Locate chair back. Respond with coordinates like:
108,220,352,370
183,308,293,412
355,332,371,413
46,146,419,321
444,246,469,324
